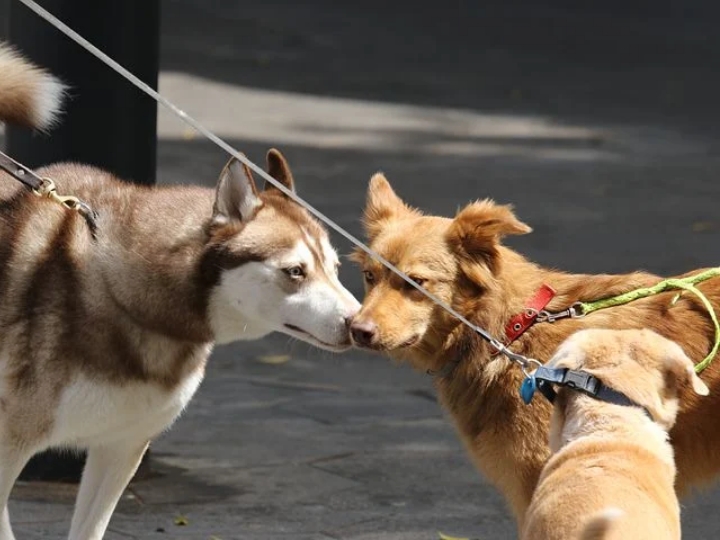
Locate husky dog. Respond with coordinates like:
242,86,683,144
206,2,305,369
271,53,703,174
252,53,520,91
0,43,360,540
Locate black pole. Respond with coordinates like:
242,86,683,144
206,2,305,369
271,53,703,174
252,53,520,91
6,0,159,183
6,0,160,482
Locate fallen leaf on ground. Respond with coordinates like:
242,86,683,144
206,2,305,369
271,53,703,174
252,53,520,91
174,515,189,526
692,221,716,233
438,532,476,540
257,354,291,365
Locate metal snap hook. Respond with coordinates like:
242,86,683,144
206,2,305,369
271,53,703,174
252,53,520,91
521,358,542,378
569,302,586,318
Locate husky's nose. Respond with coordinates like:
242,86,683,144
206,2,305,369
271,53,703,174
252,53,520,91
350,320,378,347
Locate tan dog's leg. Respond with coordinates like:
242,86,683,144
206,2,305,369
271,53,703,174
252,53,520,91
68,441,149,540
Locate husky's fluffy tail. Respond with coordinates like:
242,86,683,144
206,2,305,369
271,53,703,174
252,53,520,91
0,41,65,131
579,507,623,540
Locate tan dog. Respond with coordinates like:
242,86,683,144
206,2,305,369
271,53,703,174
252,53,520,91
522,328,709,540
349,173,720,529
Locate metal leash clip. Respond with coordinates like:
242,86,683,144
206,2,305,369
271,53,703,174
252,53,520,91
32,178,98,233
536,302,586,323
490,338,542,378
35,177,78,206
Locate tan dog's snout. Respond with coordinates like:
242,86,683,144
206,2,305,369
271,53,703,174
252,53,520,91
349,318,379,348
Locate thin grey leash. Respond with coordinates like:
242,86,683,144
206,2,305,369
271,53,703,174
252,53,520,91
16,0,539,373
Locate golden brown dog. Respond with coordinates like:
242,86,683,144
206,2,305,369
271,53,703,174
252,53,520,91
348,173,720,528
521,328,709,540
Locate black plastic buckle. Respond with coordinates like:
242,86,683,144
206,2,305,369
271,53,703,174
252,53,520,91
563,370,600,396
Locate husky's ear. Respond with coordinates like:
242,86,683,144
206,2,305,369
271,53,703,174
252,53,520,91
446,199,531,272
212,157,262,224
264,148,295,194
363,173,420,240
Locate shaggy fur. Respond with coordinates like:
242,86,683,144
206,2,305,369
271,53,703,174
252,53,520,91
0,42,65,130
349,173,720,529
0,43,360,540
521,328,709,540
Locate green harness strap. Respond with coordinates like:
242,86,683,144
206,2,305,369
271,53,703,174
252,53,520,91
575,267,720,373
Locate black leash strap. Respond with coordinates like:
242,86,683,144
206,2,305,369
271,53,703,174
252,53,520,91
0,149,45,191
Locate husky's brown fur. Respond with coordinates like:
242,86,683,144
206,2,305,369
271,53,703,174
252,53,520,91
0,42,359,540
349,173,720,527
0,42,65,130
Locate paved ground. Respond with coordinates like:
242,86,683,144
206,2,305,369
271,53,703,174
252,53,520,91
3,0,720,538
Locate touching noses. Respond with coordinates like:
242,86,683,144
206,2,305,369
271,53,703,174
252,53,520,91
343,297,361,328
349,319,378,348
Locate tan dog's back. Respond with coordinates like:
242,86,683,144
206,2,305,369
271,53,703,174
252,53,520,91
522,329,709,540
526,439,679,539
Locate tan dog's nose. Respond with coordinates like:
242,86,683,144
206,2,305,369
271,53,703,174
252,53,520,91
350,319,378,348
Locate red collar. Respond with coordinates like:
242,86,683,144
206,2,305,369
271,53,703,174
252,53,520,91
493,284,556,355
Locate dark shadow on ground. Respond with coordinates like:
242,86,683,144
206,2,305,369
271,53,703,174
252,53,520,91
159,0,720,134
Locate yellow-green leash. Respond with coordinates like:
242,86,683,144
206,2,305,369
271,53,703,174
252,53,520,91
547,268,720,373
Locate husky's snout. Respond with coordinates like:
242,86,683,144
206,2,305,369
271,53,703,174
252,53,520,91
289,283,360,352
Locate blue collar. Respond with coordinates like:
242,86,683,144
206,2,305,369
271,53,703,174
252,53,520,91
531,366,653,420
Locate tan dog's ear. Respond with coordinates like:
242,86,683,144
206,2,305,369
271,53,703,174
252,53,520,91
213,157,262,224
642,341,709,428
446,199,531,272
362,173,420,241
546,348,582,372
662,346,709,397
264,148,295,194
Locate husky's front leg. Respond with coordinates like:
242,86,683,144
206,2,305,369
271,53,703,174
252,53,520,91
68,441,149,540
0,446,34,540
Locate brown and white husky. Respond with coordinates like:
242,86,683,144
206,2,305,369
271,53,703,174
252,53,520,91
0,43,360,540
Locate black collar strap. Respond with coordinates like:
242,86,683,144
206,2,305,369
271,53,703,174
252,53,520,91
533,366,653,420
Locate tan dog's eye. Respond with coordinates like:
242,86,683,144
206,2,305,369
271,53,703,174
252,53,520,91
404,276,426,290
363,270,375,285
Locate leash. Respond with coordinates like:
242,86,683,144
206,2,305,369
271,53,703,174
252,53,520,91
15,0,544,376
508,270,720,405
23,0,716,384
533,268,720,373
0,149,98,235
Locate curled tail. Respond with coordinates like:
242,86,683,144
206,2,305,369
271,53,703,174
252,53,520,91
580,507,623,540
0,41,65,131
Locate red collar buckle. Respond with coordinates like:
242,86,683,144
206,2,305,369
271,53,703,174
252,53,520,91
494,284,556,355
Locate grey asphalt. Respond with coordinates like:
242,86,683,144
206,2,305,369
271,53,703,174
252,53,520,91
3,0,720,538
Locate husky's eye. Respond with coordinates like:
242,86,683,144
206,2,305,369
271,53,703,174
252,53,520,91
362,270,375,285
285,266,305,279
